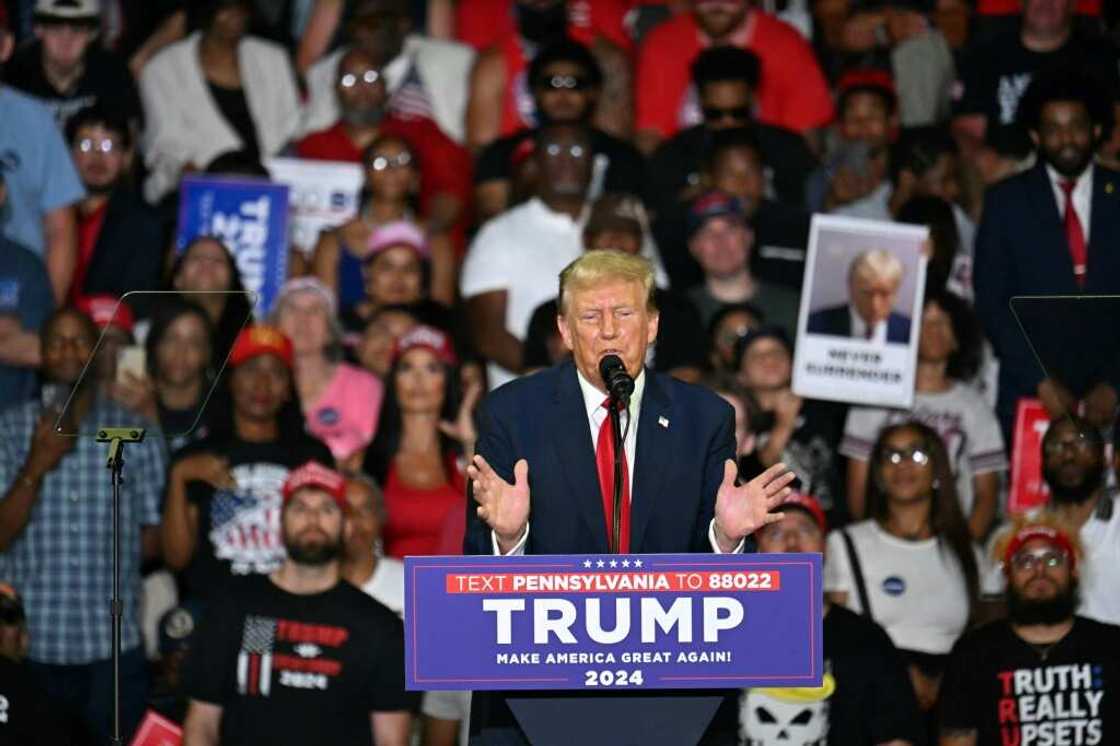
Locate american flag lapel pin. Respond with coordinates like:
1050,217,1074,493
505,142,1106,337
658,416,669,429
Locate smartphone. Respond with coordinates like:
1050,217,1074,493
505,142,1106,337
116,345,147,384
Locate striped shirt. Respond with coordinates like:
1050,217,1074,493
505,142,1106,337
0,398,166,664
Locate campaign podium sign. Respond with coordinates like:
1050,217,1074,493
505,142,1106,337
404,553,823,692
1008,398,1052,514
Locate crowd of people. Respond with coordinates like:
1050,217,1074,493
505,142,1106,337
0,0,1119,744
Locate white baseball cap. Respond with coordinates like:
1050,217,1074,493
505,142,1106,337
34,0,101,22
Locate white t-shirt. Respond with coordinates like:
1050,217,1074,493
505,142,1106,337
358,556,405,618
840,382,1007,518
422,690,472,746
824,520,976,654
460,198,584,389
982,499,1120,625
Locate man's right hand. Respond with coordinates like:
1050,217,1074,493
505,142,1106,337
24,414,75,480
468,455,530,553
173,453,235,491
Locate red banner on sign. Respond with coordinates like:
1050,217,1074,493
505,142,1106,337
130,710,182,746
1008,398,1051,514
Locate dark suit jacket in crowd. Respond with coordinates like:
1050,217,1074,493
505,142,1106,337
974,162,1120,430
806,304,912,344
80,188,167,317
463,360,740,741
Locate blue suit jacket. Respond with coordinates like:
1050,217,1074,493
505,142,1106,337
464,360,737,556
974,163,1120,428
806,304,912,344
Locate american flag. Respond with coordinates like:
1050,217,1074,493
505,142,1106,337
211,489,258,531
237,616,276,696
389,64,435,122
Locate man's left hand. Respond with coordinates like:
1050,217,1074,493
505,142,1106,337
714,461,796,551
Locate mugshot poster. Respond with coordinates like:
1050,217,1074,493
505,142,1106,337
792,215,928,409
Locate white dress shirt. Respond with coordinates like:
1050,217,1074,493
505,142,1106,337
848,306,887,344
493,369,743,555
1046,163,1093,245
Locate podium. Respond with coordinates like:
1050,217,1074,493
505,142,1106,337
405,553,823,745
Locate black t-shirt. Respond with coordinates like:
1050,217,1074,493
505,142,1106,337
159,403,210,456
172,433,333,601
0,658,73,744
953,28,1120,128
522,288,706,372
183,575,417,746
206,82,261,158
940,617,1120,746
739,606,924,745
4,42,142,129
475,127,645,196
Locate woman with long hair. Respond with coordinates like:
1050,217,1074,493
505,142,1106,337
142,298,216,453
168,236,254,361
310,135,456,309
362,325,481,558
272,277,383,471
826,421,981,715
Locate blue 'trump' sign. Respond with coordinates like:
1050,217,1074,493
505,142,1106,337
405,553,823,691
176,175,290,318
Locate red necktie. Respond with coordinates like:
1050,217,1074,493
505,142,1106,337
1060,179,1087,287
595,398,630,553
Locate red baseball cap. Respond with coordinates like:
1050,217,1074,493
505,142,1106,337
392,325,457,366
76,294,134,335
228,324,293,368
282,461,348,510
1002,524,1078,573
778,492,827,534
837,68,897,99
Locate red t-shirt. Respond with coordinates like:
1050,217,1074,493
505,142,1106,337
635,10,834,137
69,202,109,305
295,116,472,248
455,0,632,53
975,0,1098,14
382,457,466,558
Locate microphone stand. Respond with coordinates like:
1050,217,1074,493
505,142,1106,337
96,426,146,746
607,393,627,554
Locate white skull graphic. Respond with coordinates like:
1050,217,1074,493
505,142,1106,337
738,686,831,746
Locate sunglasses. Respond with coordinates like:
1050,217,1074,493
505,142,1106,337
538,74,591,92
76,138,119,154
1010,549,1069,572
368,152,413,171
881,446,930,466
340,69,382,89
703,106,751,122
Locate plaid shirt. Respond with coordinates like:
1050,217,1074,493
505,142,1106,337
0,398,166,665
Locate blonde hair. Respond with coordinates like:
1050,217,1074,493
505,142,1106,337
849,249,904,286
558,251,657,315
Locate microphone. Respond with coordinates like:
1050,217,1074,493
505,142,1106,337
598,354,634,402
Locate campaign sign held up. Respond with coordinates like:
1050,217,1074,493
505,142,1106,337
176,175,290,318
405,553,822,691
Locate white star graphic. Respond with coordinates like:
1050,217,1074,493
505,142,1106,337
634,559,643,568
621,559,630,568
583,559,592,568
609,560,618,568
596,559,605,568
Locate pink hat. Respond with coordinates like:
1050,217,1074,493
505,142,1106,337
276,276,337,315
366,220,429,260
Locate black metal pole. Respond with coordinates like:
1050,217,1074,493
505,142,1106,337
108,447,123,746
609,397,626,554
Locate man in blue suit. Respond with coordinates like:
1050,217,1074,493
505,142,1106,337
974,67,1120,437
463,250,795,742
806,249,912,345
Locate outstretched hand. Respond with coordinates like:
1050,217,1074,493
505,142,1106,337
468,455,531,552
713,461,796,551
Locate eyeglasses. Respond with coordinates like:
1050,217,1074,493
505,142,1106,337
702,106,751,122
1043,432,1096,457
543,143,586,159
1010,549,1069,572
339,69,382,89
77,138,118,154
881,446,930,466
368,152,413,171
539,74,591,92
